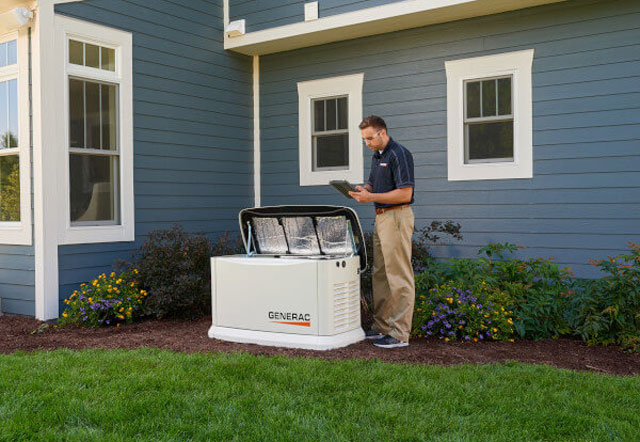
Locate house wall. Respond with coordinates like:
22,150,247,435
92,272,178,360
54,0,253,310
258,0,640,278
229,0,403,33
0,245,35,315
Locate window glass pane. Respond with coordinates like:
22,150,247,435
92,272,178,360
466,81,480,119
85,81,101,149
0,80,18,149
69,79,85,148
0,154,20,221
8,79,17,147
69,40,84,65
313,134,348,170
481,79,496,117
70,154,118,223
85,43,100,68
313,99,324,132
101,47,115,71
0,81,7,148
7,40,17,66
467,121,513,161
101,83,117,150
337,97,348,130
498,77,512,116
0,40,17,68
326,98,337,131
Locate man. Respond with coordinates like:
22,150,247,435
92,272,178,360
349,115,415,349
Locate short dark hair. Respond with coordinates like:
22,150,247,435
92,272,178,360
359,115,387,131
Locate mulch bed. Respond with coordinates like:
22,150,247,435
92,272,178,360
1,314,638,377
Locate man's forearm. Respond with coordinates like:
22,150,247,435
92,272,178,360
370,187,412,205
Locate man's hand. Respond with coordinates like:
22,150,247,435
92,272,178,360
349,185,373,203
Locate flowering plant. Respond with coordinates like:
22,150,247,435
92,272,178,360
412,282,514,342
57,269,147,328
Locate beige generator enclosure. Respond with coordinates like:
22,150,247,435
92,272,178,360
209,206,367,350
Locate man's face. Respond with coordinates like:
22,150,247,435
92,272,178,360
361,126,387,152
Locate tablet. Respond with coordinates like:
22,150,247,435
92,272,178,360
330,180,357,199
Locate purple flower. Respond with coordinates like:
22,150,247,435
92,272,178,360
479,334,484,340
421,325,427,330
465,335,470,340
478,304,483,309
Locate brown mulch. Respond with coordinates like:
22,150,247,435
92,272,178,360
1,314,639,377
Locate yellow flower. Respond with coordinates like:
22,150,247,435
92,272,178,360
88,297,93,303
133,269,139,274
117,323,120,327
509,339,514,342
118,315,124,320
459,325,463,329
493,328,498,332
62,313,68,318
444,337,449,342
473,338,478,342
110,272,115,277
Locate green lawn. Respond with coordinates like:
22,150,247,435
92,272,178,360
0,349,638,441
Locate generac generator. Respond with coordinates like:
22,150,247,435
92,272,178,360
208,206,367,350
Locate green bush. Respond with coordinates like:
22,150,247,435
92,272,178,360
417,243,573,339
121,225,244,319
58,270,146,328
567,243,640,350
412,282,514,342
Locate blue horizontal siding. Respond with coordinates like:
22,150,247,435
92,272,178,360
55,0,253,313
0,244,35,315
230,0,403,33
259,0,640,278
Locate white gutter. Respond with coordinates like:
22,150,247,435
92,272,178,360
224,0,568,56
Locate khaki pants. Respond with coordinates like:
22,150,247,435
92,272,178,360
371,206,415,342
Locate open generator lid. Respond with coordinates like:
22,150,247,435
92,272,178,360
239,205,367,272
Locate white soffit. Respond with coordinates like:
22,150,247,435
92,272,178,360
225,0,568,55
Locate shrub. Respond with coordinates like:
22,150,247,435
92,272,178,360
360,220,463,329
417,243,573,339
122,225,214,319
412,282,514,342
118,225,245,319
58,270,146,328
567,243,640,350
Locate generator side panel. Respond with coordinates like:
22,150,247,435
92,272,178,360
317,257,361,336
214,257,319,335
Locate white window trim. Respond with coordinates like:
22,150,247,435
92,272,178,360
297,73,364,186
53,15,134,244
445,49,534,181
0,29,32,245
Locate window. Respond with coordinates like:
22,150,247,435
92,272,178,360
445,50,533,181
297,74,364,186
55,16,133,244
312,96,348,171
0,31,31,245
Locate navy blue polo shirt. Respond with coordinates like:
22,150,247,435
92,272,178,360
366,137,415,209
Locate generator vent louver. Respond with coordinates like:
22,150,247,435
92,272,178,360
333,280,360,330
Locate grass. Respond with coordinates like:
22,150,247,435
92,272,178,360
0,349,638,441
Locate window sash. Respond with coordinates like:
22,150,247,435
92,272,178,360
69,152,120,226
312,95,348,134
463,75,512,123
464,120,514,164
312,133,349,171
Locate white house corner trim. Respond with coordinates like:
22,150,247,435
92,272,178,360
253,55,261,207
297,73,364,187
33,1,59,320
445,49,534,181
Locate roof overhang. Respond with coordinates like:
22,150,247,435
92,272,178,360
225,0,568,56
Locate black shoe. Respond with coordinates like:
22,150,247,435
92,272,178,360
364,329,384,340
373,335,409,348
